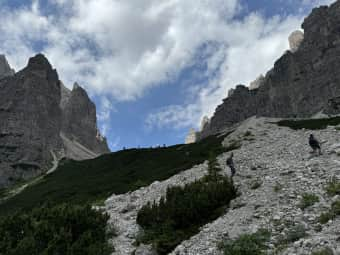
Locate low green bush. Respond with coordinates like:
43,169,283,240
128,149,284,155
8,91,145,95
219,229,270,255
0,203,113,255
312,247,334,255
325,177,340,196
284,224,307,243
136,162,236,254
298,193,319,210
318,200,340,224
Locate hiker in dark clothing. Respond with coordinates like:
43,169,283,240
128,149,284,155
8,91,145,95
226,152,236,177
309,134,322,155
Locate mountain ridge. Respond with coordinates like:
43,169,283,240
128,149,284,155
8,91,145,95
197,0,340,140
0,54,109,188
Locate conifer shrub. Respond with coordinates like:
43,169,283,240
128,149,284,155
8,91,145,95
219,229,270,255
311,247,334,255
318,200,340,224
1,133,233,215
136,160,236,254
325,177,340,196
298,193,319,210
0,203,113,255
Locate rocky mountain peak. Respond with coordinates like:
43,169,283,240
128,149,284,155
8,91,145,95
0,54,15,79
197,0,340,140
27,53,53,71
0,54,109,188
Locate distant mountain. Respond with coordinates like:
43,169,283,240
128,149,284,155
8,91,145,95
197,0,340,139
0,54,109,188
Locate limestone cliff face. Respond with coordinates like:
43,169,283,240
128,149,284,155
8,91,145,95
199,1,340,139
0,55,15,79
61,83,109,156
0,54,109,187
0,54,63,187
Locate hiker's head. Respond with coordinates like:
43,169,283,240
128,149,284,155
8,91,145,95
310,134,314,138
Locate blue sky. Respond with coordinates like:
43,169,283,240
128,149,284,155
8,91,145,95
0,0,334,151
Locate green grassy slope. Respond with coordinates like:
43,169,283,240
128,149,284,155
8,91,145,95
0,134,234,215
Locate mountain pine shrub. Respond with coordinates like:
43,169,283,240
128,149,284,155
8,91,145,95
136,159,236,254
0,203,113,255
298,193,319,210
219,229,270,255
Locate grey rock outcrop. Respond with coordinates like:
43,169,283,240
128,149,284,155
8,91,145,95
289,30,304,53
61,82,109,155
249,74,265,90
0,55,14,79
0,54,63,187
105,117,340,254
198,0,340,139
0,54,109,188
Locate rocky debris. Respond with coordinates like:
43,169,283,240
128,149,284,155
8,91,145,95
104,162,209,255
0,55,14,79
289,30,304,53
171,117,340,255
106,117,340,254
0,54,109,188
198,0,340,139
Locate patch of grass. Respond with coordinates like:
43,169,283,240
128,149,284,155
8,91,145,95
325,177,340,196
273,182,283,193
219,229,270,255
276,224,307,245
276,117,340,130
318,200,340,224
312,247,334,255
319,211,334,224
285,224,307,243
136,159,236,254
0,203,113,255
298,193,319,210
0,134,233,215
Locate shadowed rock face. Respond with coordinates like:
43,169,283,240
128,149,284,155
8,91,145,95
0,54,109,188
0,55,15,79
199,1,340,139
61,83,109,155
0,54,62,187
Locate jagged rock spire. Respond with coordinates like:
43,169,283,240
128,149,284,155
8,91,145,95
0,54,15,79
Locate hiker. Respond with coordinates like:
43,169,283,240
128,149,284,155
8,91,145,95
309,134,322,155
226,152,236,177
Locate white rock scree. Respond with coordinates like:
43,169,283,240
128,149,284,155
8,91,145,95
104,117,340,255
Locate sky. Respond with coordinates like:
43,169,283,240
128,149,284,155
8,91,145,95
0,0,335,151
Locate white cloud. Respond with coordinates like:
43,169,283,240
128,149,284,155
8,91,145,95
0,0,240,100
0,0,334,134
146,13,304,130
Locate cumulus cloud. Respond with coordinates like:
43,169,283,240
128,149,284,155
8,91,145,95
146,13,303,130
0,0,334,134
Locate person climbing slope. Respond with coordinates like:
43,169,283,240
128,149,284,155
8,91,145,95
309,134,322,155
226,152,236,177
